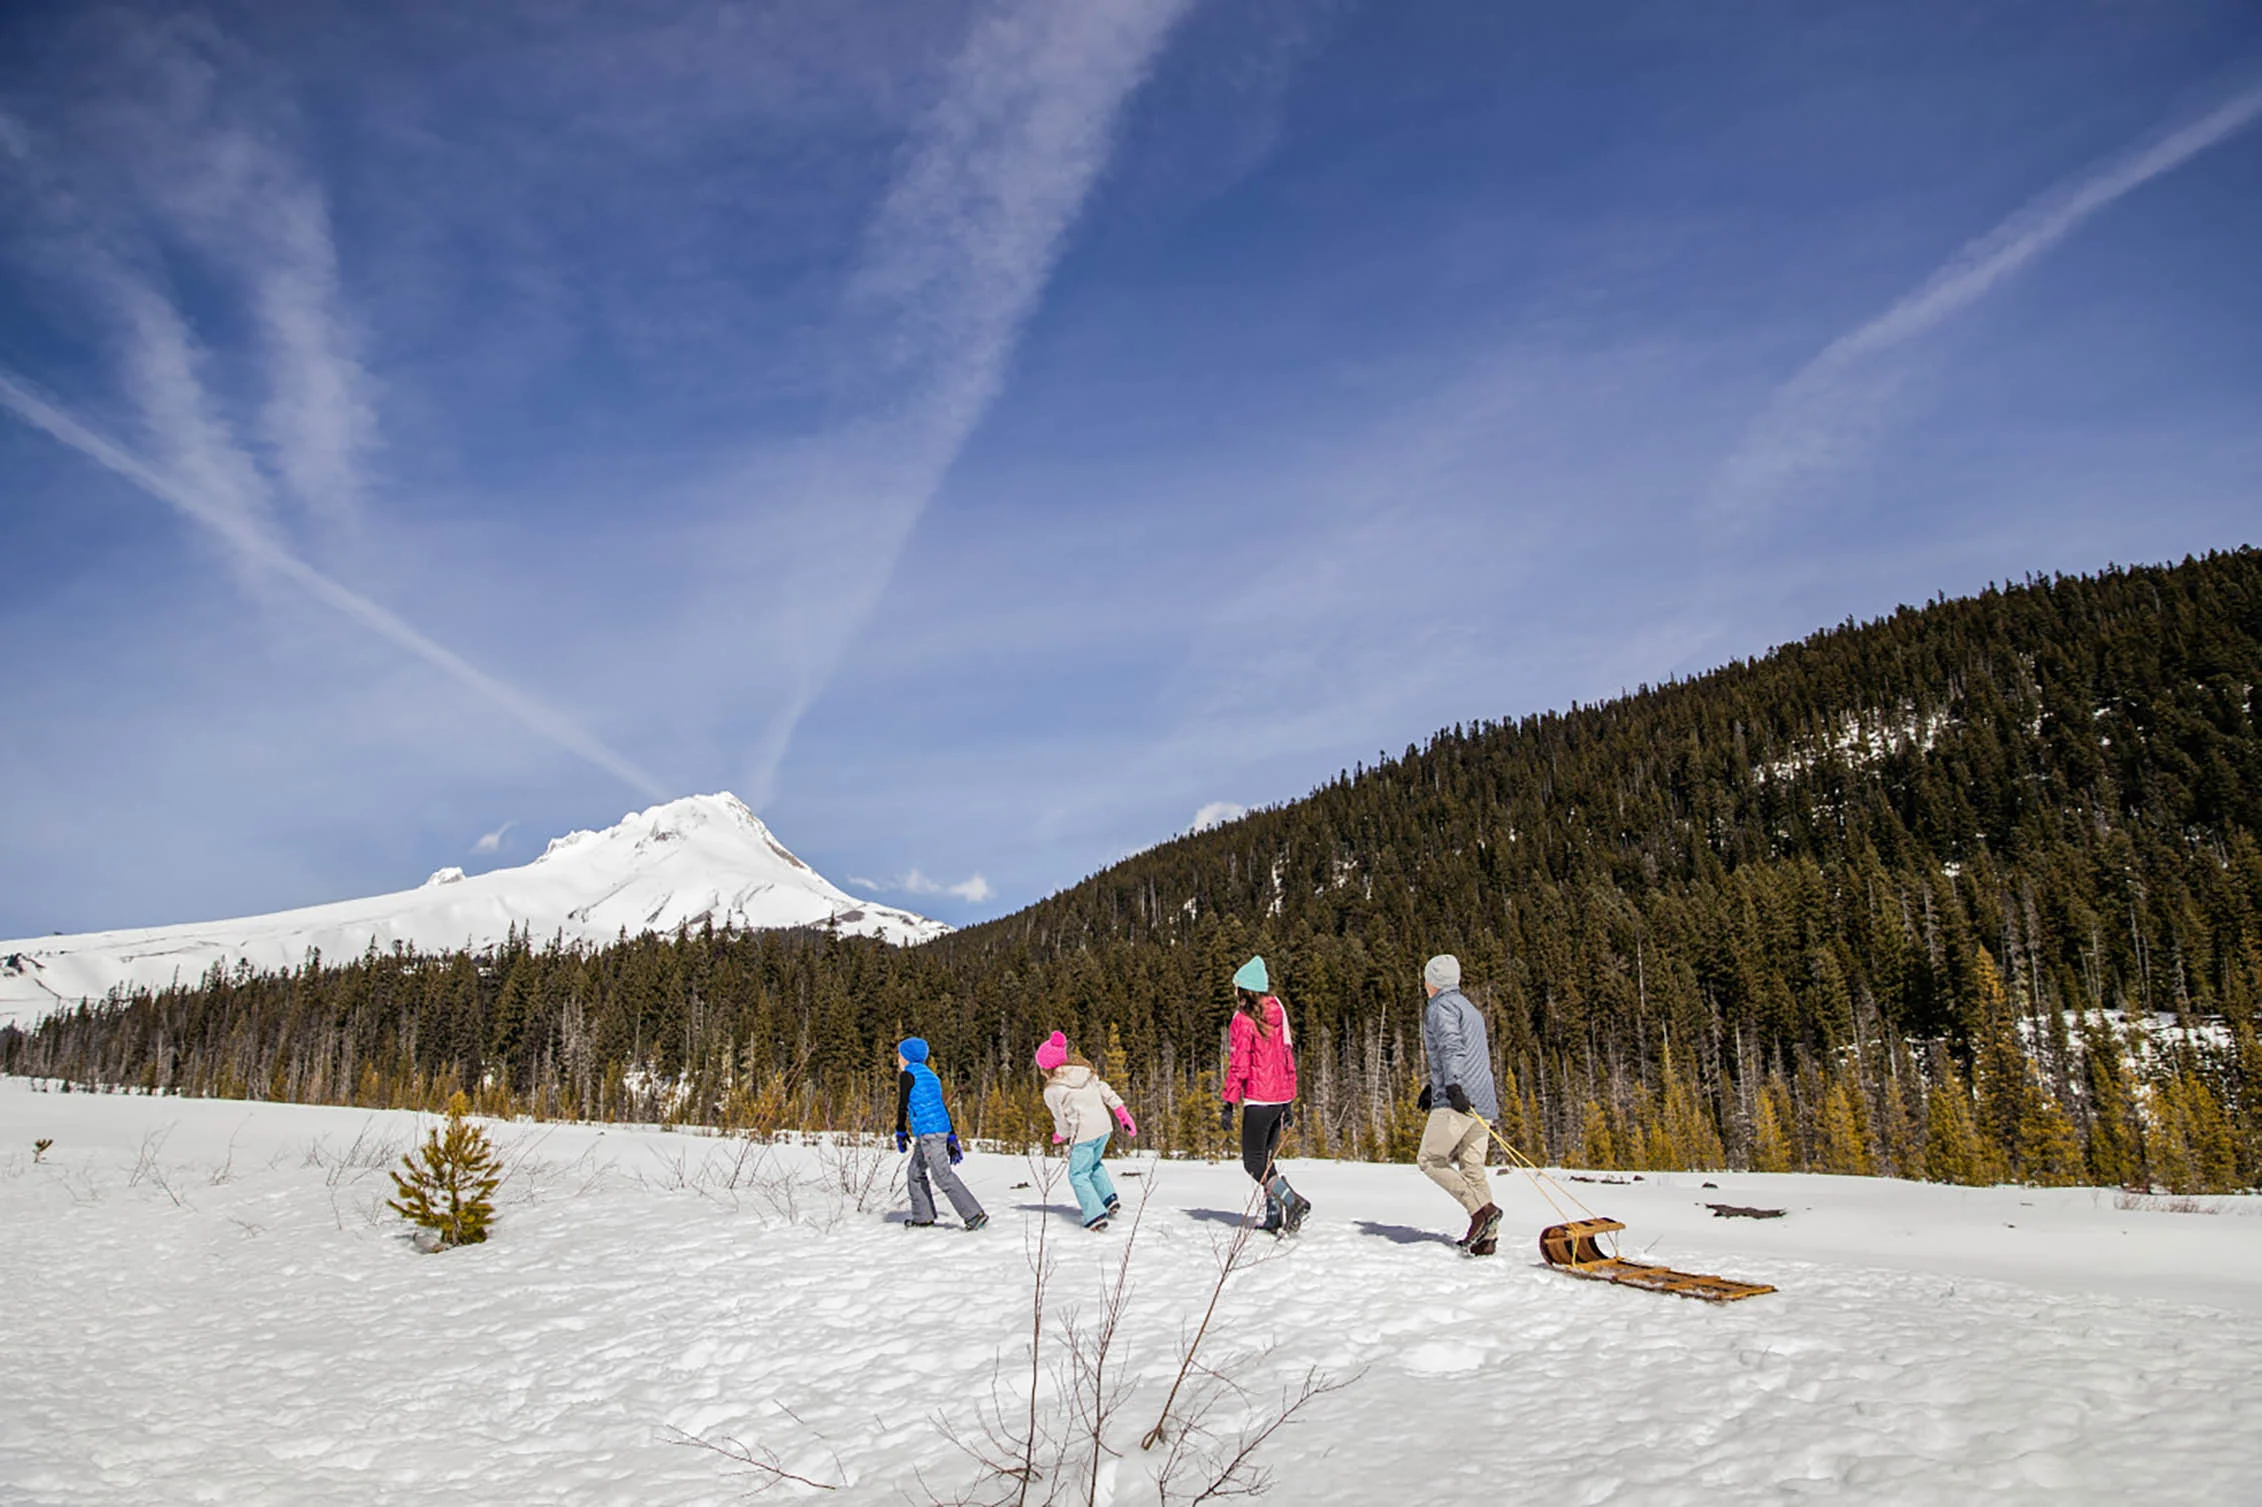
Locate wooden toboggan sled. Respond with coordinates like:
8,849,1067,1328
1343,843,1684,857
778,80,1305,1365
1487,1127,1777,1304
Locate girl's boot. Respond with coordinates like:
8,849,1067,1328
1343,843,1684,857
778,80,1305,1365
1271,1175,1312,1234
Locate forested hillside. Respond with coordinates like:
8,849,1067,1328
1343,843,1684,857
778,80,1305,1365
11,551,2262,1191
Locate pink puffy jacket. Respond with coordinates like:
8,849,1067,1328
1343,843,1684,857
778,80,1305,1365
1223,996,1299,1105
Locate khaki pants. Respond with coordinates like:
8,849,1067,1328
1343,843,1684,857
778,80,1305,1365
1418,1107,1494,1214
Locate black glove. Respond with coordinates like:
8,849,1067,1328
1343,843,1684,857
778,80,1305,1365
1446,1084,1471,1115
1417,1084,1433,1112
946,1133,963,1165
1281,1102,1295,1130
1220,1101,1236,1133
895,1130,910,1153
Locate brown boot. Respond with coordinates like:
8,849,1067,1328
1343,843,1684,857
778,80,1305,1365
1467,1235,1499,1257
1464,1203,1503,1253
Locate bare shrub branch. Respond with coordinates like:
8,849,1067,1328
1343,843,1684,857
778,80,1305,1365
664,1424,841,1494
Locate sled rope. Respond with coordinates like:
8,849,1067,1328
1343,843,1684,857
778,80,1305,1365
1478,1121,1776,1302
1482,1122,1618,1253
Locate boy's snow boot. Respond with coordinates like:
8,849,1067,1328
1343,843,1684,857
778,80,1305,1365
1104,1193,1120,1214
963,1212,989,1232
1467,1234,1498,1257
1463,1203,1503,1255
1084,1212,1110,1232
905,1219,937,1229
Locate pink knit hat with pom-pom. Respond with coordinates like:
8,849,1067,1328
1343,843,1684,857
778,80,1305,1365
1034,1031,1069,1072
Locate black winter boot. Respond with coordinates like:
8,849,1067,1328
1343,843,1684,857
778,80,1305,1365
1271,1176,1311,1235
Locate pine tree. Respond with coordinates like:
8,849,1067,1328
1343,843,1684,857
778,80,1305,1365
2080,1012,2145,1188
1968,948,2039,1174
1577,1098,1618,1170
2015,1091,2085,1187
1750,1076,1794,1174
1877,1055,1926,1180
2163,1069,2241,1194
388,1091,504,1248
2230,1017,2262,1190
1816,1071,1874,1175
1924,1056,1993,1186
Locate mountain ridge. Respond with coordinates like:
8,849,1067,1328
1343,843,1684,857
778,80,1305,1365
0,794,944,1029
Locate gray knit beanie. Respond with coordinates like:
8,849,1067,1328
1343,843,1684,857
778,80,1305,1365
1422,954,1461,991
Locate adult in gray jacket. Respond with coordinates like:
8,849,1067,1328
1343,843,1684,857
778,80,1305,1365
1418,954,1503,1255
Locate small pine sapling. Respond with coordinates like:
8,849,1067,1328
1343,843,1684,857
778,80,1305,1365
388,1092,503,1248
33,1137,53,1163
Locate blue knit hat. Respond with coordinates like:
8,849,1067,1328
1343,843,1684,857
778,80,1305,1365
1232,956,1268,993
898,1037,930,1064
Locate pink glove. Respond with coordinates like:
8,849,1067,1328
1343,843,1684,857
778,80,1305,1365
1052,1132,1065,1144
1113,1105,1138,1138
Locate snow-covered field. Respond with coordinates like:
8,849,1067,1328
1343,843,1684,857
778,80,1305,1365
4,1077,2259,1505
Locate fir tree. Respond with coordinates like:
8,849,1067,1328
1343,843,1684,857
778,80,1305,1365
1816,1071,1875,1175
1924,1056,1993,1187
1750,1077,1794,1174
2080,1012,2145,1188
2015,1092,2085,1187
388,1091,504,1248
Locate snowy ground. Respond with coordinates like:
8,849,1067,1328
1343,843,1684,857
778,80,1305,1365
4,1078,2259,1505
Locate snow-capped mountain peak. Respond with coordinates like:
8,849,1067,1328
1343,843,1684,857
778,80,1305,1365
0,794,946,1030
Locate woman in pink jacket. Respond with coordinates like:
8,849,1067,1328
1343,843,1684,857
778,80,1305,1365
1220,956,1312,1235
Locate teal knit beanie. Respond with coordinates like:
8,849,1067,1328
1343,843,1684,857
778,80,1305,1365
1232,956,1269,993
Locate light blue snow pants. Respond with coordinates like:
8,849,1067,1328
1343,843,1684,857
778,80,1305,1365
1067,1134,1117,1225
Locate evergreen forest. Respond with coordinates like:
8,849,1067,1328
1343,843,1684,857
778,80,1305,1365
9,551,2262,1192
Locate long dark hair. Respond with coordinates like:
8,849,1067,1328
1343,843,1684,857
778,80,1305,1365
1234,986,1278,1037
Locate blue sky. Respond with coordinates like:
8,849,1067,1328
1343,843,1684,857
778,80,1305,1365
2,1,2258,937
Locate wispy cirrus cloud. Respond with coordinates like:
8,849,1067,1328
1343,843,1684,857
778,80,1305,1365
732,0,1196,809
7,13,376,533
0,17,663,802
1709,82,2262,531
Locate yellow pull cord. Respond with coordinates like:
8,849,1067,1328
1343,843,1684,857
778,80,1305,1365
1483,1122,1624,1258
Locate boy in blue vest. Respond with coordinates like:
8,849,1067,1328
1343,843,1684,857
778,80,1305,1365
895,1037,988,1231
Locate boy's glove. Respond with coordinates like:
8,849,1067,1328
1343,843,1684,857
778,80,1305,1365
895,1131,910,1153
1446,1084,1471,1114
946,1134,963,1165
1113,1105,1138,1138
1219,1101,1235,1133
1417,1084,1433,1112
1281,1103,1295,1129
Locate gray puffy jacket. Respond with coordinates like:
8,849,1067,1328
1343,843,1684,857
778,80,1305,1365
1422,987,1499,1121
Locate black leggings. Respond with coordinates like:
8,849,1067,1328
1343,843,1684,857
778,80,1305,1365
1239,1102,1287,1185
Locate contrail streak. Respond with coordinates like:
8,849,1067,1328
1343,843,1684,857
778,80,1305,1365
1712,83,2262,527
737,0,1196,809
0,367,668,799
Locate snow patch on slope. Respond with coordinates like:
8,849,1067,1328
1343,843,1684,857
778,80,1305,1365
0,795,945,1030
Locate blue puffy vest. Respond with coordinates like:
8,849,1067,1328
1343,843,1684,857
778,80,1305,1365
905,1061,953,1136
